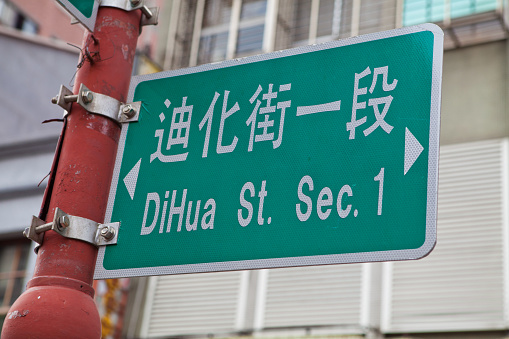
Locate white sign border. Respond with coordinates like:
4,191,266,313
56,0,99,32
95,23,443,279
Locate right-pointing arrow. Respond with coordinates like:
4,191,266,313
404,128,424,175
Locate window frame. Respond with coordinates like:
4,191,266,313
0,239,31,315
189,0,279,67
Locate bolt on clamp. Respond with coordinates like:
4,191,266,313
99,0,159,26
24,208,119,247
51,84,141,124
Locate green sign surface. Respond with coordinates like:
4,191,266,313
56,0,98,31
95,24,443,279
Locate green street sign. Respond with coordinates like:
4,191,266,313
95,24,443,279
56,0,98,32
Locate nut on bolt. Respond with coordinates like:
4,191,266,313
122,104,136,119
100,225,116,241
57,215,71,231
82,90,94,104
59,215,70,229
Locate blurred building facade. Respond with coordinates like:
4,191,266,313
1,0,509,338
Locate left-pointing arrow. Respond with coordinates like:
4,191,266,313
124,159,141,200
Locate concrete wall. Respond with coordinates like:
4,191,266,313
440,41,508,145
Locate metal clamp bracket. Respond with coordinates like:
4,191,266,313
24,208,119,247
52,84,141,123
71,1,158,26
100,0,159,26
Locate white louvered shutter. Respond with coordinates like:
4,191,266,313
257,264,366,334
382,139,509,333
143,271,246,338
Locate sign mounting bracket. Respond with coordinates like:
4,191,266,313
100,0,158,26
63,0,158,30
51,84,141,124
24,208,119,247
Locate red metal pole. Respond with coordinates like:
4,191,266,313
1,6,141,339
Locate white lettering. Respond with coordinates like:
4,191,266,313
217,90,239,154
296,175,313,221
141,192,160,235
296,176,357,221
167,189,187,232
159,191,169,233
238,182,255,227
337,185,353,218
186,200,201,231
317,187,333,220
257,180,267,225
142,189,214,235
201,199,216,229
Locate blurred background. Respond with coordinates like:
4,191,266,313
1,0,509,338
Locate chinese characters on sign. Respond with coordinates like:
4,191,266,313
149,66,397,165
348,66,398,139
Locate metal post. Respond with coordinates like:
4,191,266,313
1,6,141,339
